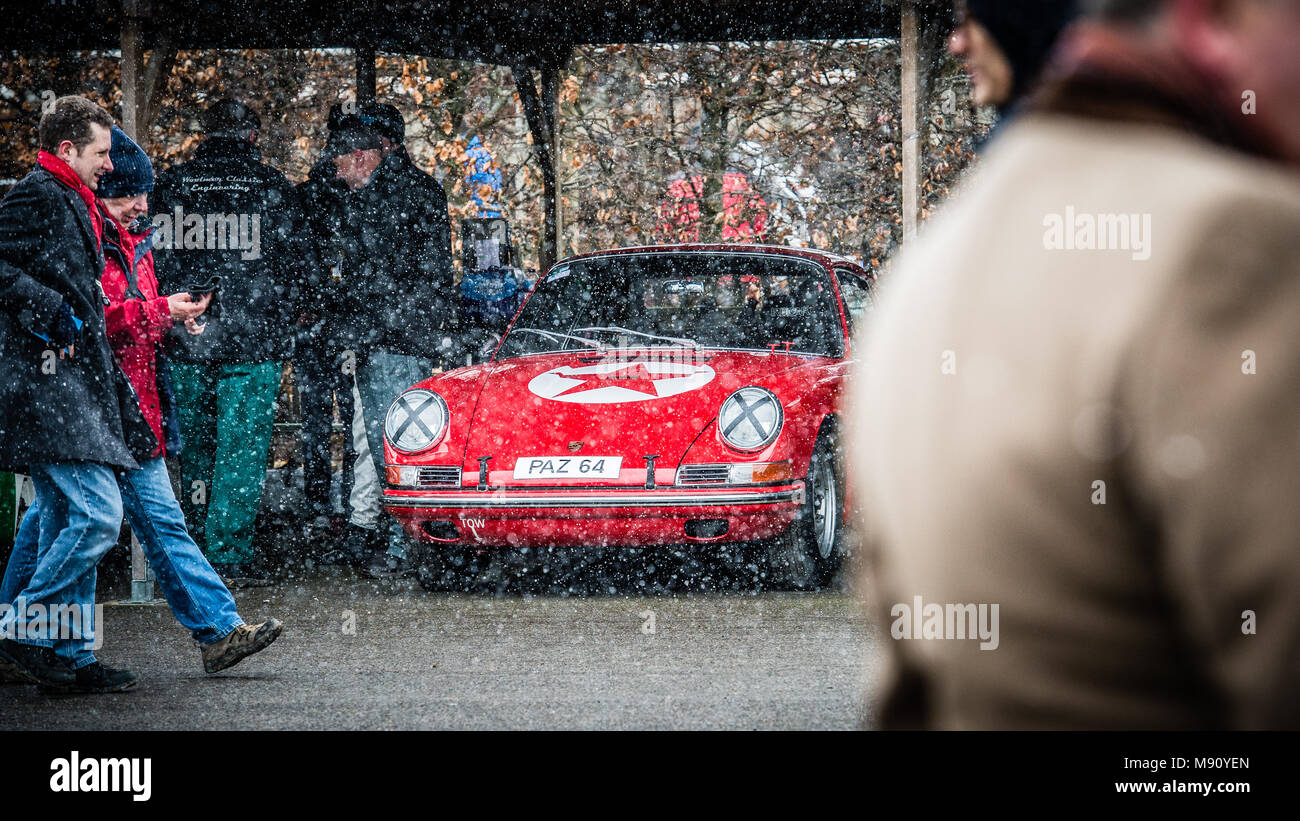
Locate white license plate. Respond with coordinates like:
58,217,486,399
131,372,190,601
513,456,623,480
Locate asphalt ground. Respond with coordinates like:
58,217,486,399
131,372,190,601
0,554,877,730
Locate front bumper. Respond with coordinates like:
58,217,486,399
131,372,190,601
382,483,804,547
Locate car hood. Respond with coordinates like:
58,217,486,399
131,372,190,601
457,349,821,474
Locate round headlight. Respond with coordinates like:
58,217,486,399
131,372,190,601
385,390,448,453
718,387,783,451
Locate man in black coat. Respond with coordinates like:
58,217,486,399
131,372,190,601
151,99,314,586
325,106,458,578
0,96,154,692
342,103,457,366
293,107,361,554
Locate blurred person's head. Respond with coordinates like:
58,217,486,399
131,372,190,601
1079,0,1300,163
38,95,115,190
323,116,385,188
322,107,386,185
202,99,260,144
951,1,1080,110
97,126,154,227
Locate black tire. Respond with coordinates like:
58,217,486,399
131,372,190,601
414,556,443,592
414,546,487,592
764,428,844,590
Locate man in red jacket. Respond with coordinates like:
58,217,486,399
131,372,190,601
1,127,283,689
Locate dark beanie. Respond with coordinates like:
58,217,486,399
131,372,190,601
202,98,261,136
965,0,1080,104
322,118,384,159
97,126,154,198
358,103,405,144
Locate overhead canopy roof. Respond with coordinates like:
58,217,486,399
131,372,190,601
1,0,953,267
4,0,952,66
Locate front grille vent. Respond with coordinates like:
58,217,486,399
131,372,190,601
418,466,463,487
676,465,731,486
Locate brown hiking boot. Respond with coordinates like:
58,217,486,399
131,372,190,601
201,619,283,673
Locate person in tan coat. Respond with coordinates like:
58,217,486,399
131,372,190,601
850,0,1300,729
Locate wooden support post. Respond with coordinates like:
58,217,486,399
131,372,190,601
513,62,561,271
120,2,173,144
139,35,175,134
120,9,143,140
900,0,922,243
541,60,564,265
356,46,376,105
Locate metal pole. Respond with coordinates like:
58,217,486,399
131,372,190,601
129,529,155,601
115,3,163,607
115,529,163,605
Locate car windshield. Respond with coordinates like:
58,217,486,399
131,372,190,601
497,252,844,360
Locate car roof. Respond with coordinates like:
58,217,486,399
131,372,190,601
553,243,867,272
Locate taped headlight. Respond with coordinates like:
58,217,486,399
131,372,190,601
718,387,782,451
384,390,448,453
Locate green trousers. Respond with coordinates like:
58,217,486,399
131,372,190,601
0,472,15,551
171,361,282,566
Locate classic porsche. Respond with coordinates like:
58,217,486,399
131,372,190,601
381,244,875,588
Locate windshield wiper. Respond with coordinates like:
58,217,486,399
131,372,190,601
572,326,700,349
510,327,604,350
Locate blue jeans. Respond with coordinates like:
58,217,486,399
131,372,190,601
357,351,432,559
0,462,122,669
1,458,243,667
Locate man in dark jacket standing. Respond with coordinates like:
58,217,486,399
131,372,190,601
293,105,360,553
348,102,456,368
0,96,153,692
325,106,457,578
151,99,313,586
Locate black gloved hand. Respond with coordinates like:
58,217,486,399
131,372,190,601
49,301,82,349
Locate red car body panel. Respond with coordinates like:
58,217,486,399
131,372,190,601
382,244,870,549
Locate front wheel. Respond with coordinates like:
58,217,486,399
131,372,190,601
414,545,488,592
764,430,843,590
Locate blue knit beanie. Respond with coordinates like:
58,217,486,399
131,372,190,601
97,125,154,198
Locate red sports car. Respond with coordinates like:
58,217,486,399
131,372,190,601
381,244,876,588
